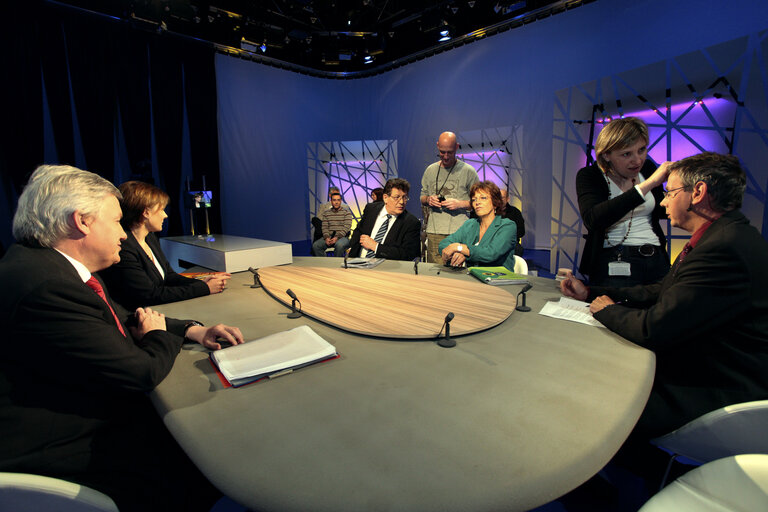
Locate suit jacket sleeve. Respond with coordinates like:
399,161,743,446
376,213,421,261
505,206,525,238
593,228,753,352
100,233,209,309
348,203,376,257
342,209,353,237
16,277,184,393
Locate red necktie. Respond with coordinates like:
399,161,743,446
86,276,127,337
672,243,693,276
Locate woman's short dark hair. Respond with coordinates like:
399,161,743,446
469,181,504,215
119,181,170,229
371,187,384,202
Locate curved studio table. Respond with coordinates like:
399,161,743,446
151,257,655,512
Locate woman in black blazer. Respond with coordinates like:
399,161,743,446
576,117,672,287
100,181,230,310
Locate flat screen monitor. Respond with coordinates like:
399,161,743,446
186,190,212,209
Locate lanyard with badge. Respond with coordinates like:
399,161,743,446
435,162,456,202
603,173,633,277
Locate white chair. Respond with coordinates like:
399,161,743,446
0,473,118,512
651,400,768,489
513,255,528,275
638,454,768,511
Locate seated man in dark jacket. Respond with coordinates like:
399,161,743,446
0,164,243,512
348,178,421,261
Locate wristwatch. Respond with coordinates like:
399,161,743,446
183,320,204,339
457,244,463,253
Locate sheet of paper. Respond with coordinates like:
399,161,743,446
538,297,605,328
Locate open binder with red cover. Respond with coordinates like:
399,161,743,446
209,325,339,388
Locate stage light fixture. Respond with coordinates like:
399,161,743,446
439,30,451,41
260,41,267,52
451,6,459,14
468,1,476,6
364,55,374,64
494,3,502,13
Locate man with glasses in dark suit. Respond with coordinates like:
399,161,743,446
349,178,421,261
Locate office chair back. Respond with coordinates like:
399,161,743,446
513,255,528,275
0,473,119,512
638,454,768,512
650,399,768,489
651,400,768,464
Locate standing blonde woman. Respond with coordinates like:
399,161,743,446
577,117,671,286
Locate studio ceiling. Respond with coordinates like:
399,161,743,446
48,0,593,77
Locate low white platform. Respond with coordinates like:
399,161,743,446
159,235,293,273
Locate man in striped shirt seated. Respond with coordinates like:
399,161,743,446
312,191,352,256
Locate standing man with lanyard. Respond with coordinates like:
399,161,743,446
420,131,479,263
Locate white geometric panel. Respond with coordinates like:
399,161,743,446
552,30,768,278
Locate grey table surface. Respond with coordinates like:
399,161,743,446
152,257,654,512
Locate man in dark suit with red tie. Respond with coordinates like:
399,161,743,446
561,152,768,443
348,178,421,261
0,165,244,511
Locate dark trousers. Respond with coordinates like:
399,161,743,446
588,244,670,288
21,397,221,512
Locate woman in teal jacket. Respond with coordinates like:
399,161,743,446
438,180,517,270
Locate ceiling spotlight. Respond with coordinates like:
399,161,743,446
364,55,374,64
494,3,501,13
468,1,476,6
260,40,267,52
438,30,451,42
451,6,459,14
310,16,317,23
285,36,290,44
440,29,450,37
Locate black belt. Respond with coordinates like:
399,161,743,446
603,244,658,257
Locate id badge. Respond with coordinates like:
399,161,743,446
608,261,631,276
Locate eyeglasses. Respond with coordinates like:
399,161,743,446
387,195,409,203
662,185,689,199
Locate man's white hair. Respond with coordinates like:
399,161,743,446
12,164,121,247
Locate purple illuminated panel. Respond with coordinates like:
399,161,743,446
458,150,510,190
327,160,387,222
595,97,735,162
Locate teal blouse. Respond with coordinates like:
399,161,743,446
438,216,517,270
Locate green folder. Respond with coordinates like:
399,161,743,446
468,266,529,286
